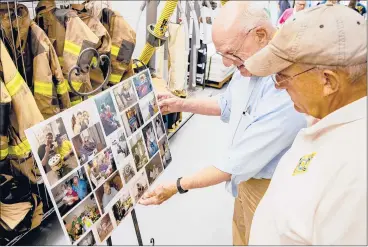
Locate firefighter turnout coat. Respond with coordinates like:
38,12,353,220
0,39,44,183
0,3,71,119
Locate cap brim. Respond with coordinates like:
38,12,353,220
243,45,293,77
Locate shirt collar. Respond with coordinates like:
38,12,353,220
303,96,367,137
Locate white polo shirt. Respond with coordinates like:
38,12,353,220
249,97,367,245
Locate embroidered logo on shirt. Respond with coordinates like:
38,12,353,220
292,152,316,176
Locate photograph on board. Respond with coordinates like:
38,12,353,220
132,70,153,99
94,92,121,136
120,156,136,184
144,153,164,185
112,79,138,112
129,131,149,173
108,129,130,167
121,103,144,138
112,189,134,226
95,171,123,212
139,92,159,122
153,114,166,140
63,101,100,137
86,148,117,189
142,122,159,158
77,231,96,246
72,123,106,165
33,117,78,187
63,194,101,244
158,137,172,169
51,166,92,217
130,170,149,202
95,213,114,243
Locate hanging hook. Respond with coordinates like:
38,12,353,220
67,47,111,97
13,1,29,87
6,2,19,70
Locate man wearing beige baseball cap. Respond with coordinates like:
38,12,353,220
244,3,367,245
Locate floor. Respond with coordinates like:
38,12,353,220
15,85,234,246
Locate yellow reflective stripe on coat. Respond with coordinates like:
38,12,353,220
9,139,31,156
6,72,24,96
57,80,68,95
91,57,98,66
109,73,123,84
64,40,81,56
58,57,64,67
111,45,120,57
67,80,83,92
34,81,53,97
71,98,83,106
0,148,8,160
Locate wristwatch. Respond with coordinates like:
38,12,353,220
176,177,188,194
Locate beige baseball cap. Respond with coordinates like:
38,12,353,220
244,3,367,77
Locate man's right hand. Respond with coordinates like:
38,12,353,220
157,92,184,115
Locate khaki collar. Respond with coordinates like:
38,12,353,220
303,96,367,137
0,3,31,53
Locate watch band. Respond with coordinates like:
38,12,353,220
177,177,188,194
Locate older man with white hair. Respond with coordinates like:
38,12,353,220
139,2,306,245
243,3,367,245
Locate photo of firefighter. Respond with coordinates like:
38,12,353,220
63,195,101,244
77,231,96,246
113,79,138,112
112,189,133,226
120,156,136,184
108,129,130,167
72,123,106,165
95,171,123,213
130,170,149,202
139,92,159,122
86,148,117,189
51,167,92,217
94,92,121,136
144,153,164,185
129,131,149,172
133,71,153,99
95,214,114,243
153,114,166,140
121,103,144,137
34,117,78,187
142,122,159,158
158,137,172,169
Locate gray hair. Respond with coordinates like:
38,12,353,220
316,64,367,84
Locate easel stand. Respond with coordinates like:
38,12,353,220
106,209,144,246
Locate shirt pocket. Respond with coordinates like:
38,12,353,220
231,111,255,145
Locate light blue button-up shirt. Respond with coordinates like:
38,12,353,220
215,70,306,197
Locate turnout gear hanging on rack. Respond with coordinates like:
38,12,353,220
96,7,136,84
0,174,43,233
0,3,71,119
66,3,112,90
0,39,44,183
34,0,100,106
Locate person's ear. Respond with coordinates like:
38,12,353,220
321,69,340,96
254,27,268,45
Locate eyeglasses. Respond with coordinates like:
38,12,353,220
271,67,316,87
216,26,259,64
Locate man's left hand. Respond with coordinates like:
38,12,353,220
139,183,178,205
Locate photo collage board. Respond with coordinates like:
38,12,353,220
25,69,173,245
